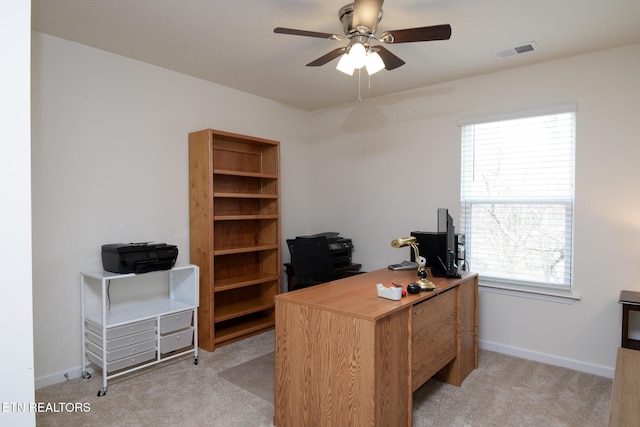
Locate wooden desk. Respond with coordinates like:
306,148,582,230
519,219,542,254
274,268,478,427
609,347,640,426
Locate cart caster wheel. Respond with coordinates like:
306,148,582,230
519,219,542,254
97,388,107,397
82,371,91,379
194,358,199,365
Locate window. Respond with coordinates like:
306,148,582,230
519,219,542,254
460,106,575,293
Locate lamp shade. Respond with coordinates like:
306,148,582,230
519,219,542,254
336,53,355,75
349,42,367,69
365,51,385,75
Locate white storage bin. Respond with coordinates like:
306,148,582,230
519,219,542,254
87,338,157,362
108,349,156,372
159,310,193,335
86,318,156,340
160,328,194,354
87,348,157,373
86,328,156,351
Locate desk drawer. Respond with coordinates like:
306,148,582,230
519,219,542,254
412,288,457,390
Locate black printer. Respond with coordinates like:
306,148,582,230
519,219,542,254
296,232,353,266
101,242,178,274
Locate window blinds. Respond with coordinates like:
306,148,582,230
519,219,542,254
460,110,576,288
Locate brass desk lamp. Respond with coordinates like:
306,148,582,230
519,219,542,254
391,236,435,291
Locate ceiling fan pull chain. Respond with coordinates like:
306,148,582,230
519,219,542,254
358,68,362,101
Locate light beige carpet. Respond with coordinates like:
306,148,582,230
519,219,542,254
35,330,612,426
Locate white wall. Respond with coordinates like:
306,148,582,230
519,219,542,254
1,1,35,426
31,29,640,386
307,44,640,376
30,32,311,386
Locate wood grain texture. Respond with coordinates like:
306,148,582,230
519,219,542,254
275,269,466,321
411,288,457,391
434,275,479,386
609,347,640,426
189,129,280,351
274,269,478,426
375,309,411,425
189,130,215,351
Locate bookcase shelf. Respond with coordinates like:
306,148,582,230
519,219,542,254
214,272,280,292
189,129,281,351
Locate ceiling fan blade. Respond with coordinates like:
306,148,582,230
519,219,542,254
380,24,452,44
374,46,405,70
352,0,384,32
306,47,348,67
274,27,343,40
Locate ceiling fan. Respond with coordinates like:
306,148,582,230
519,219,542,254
274,0,451,76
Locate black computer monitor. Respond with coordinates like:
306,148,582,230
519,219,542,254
437,208,457,277
410,208,460,278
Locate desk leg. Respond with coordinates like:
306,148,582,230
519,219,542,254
435,276,478,386
274,301,411,427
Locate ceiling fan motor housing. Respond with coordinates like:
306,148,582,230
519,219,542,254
273,0,451,71
339,3,382,36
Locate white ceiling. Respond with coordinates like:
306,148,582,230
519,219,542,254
32,0,640,111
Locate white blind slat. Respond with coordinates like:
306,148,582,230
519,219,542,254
460,110,575,288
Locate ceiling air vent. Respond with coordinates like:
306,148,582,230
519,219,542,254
494,41,538,59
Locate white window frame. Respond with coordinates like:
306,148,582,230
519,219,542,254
458,104,579,302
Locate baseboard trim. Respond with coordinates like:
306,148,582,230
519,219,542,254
480,339,615,379
37,341,614,389
35,365,92,390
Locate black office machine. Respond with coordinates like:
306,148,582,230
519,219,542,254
410,208,465,278
292,232,353,266
101,242,178,274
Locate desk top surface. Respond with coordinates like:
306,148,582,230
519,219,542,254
275,268,477,321
610,347,640,426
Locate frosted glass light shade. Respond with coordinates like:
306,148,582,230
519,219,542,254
336,53,355,75
349,43,367,69
365,51,385,75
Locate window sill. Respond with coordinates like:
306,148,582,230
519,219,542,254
479,280,580,304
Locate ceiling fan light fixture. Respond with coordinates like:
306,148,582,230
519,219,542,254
348,42,367,69
336,53,355,75
275,2,453,77
365,51,385,75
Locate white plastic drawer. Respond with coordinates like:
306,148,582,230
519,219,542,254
109,328,156,350
159,310,193,335
86,318,156,340
160,328,194,354
86,348,156,373
108,349,156,372
87,338,157,362
86,328,156,351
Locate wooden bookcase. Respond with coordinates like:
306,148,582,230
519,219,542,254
189,129,281,352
